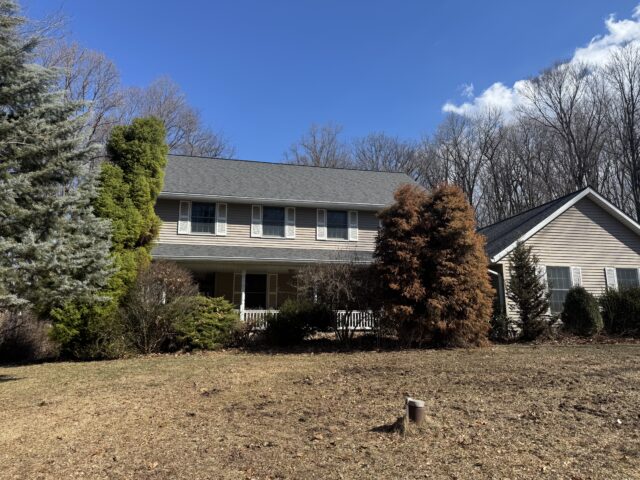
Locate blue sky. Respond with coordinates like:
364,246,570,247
24,0,640,161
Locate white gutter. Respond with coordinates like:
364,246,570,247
158,192,386,211
153,255,372,264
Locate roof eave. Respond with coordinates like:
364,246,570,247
158,191,387,211
152,254,373,265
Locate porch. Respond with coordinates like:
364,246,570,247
239,309,378,330
181,262,377,330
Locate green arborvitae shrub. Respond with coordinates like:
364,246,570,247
561,286,603,336
599,287,640,336
263,299,322,347
51,117,169,358
175,297,240,351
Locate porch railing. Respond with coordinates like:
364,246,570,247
237,309,377,331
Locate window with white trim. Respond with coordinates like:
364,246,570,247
262,206,285,237
190,202,216,234
327,210,348,240
546,266,571,314
616,268,639,289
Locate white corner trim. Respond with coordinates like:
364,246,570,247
490,187,640,263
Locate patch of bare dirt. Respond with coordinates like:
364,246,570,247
1,345,639,479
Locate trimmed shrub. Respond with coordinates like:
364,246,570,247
561,287,603,336
264,299,330,347
599,287,640,336
175,297,239,350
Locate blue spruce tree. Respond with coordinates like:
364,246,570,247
0,0,112,316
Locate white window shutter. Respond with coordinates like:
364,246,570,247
285,207,296,239
216,203,227,236
605,267,618,289
178,201,191,234
316,209,327,240
570,266,582,287
348,211,358,241
251,205,262,237
536,265,548,290
267,273,278,309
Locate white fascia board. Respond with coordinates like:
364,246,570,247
152,254,372,265
490,187,640,263
158,192,385,211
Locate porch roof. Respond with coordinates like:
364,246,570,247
152,243,373,264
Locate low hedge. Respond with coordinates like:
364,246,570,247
561,286,603,336
599,287,640,336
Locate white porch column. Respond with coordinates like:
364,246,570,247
240,269,246,319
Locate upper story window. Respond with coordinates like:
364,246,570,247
191,202,216,234
251,205,295,239
262,207,285,238
546,266,571,314
616,268,639,289
327,210,349,240
178,201,227,236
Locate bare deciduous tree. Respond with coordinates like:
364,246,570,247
122,77,235,158
519,62,609,191
123,261,198,354
284,123,352,167
296,258,379,344
604,45,640,220
40,41,235,159
40,41,124,148
352,132,418,175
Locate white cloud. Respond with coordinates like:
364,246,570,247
460,83,474,98
442,4,640,117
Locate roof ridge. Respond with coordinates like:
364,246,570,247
167,154,411,176
478,186,589,232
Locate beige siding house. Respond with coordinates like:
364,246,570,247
152,155,413,315
480,187,640,318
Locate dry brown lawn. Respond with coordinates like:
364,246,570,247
1,344,639,479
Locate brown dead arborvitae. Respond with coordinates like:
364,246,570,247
422,184,494,347
375,183,494,347
375,184,431,344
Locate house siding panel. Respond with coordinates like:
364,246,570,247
500,197,640,317
155,199,378,253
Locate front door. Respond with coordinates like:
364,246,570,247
245,274,267,309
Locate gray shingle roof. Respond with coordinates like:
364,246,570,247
478,187,587,261
160,155,414,207
152,243,373,264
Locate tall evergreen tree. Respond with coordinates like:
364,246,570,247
97,116,168,293
50,117,168,357
0,0,112,315
376,184,493,347
506,242,550,340
421,184,494,347
375,184,431,343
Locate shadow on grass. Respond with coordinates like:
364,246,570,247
0,374,22,383
371,416,405,434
